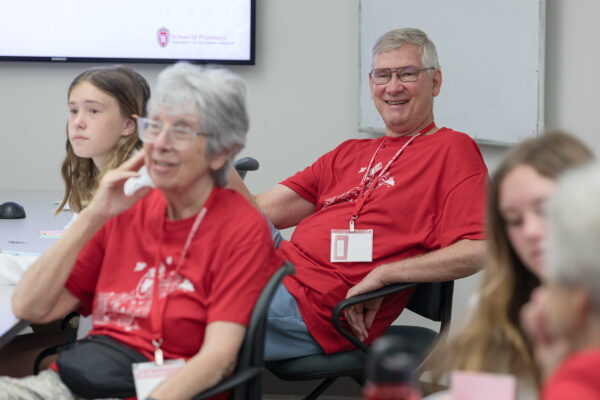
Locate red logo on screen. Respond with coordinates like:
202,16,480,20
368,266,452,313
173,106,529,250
157,27,170,48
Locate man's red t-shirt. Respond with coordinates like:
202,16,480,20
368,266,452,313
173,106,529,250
279,128,487,353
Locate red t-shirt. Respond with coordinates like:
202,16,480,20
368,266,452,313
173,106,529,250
63,188,281,375
279,128,487,353
542,348,600,400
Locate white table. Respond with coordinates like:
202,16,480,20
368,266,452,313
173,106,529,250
0,189,72,255
0,284,28,348
0,189,72,347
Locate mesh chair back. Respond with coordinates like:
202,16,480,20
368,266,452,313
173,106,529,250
238,261,294,370
193,262,294,400
405,281,454,326
230,261,295,399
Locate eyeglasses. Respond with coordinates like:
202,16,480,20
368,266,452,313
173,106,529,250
137,116,211,150
369,66,434,85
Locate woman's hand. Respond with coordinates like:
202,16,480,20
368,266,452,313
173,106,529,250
148,321,246,400
520,287,571,379
85,150,151,223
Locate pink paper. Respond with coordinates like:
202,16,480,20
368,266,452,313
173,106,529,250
451,370,516,400
39,230,64,239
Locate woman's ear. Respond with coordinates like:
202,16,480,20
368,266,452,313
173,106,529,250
209,147,238,171
572,286,593,319
122,117,136,137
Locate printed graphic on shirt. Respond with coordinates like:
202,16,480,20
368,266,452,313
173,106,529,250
92,258,195,331
320,162,395,209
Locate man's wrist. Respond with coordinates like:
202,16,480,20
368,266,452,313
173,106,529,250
374,262,394,286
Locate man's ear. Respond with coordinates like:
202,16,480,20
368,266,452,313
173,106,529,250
432,69,442,97
210,147,237,171
369,74,375,100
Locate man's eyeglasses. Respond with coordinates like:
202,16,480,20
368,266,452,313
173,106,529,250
369,66,434,85
137,117,211,150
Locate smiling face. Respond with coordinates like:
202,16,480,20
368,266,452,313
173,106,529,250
499,164,557,278
143,108,229,203
369,44,441,137
68,81,134,168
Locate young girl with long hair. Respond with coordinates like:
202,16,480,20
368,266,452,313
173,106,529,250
0,66,149,377
0,65,149,281
57,65,150,214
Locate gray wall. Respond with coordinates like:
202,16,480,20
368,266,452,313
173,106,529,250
0,0,597,327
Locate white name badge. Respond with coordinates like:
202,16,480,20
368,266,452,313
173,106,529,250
330,229,373,262
133,358,185,399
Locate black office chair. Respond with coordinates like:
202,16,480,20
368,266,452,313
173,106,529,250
266,281,454,400
35,262,294,400
193,261,295,399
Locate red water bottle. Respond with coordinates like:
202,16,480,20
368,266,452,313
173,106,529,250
363,336,422,400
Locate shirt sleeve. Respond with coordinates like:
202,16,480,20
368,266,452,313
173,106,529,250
206,217,283,326
541,353,600,400
64,223,108,316
280,138,379,209
279,146,339,205
280,167,321,205
435,170,488,247
542,380,599,400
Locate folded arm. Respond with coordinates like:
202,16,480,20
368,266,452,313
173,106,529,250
345,238,486,341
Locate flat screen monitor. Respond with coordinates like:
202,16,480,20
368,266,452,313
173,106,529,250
0,0,255,65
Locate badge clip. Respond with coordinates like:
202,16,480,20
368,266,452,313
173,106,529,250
152,338,164,366
349,216,357,232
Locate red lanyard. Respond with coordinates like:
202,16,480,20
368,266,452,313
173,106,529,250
150,207,207,364
349,122,435,231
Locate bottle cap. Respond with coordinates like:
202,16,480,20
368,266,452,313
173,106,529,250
366,336,417,384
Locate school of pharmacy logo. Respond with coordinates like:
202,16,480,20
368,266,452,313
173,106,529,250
157,27,170,48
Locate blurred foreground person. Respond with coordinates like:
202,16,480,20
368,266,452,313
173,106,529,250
425,132,593,400
522,162,600,400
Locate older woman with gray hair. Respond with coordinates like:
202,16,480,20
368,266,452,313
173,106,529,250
6,62,281,399
522,162,600,400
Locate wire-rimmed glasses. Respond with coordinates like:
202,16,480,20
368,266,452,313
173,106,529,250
137,116,211,150
369,66,434,85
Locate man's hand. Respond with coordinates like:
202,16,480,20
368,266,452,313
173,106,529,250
345,266,388,341
344,298,383,342
344,239,485,342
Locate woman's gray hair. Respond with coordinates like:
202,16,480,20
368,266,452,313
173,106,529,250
147,62,249,187
546,161,600,312
371,28,440,71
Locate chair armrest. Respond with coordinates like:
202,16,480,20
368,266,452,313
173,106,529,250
331,282,420,353
192,366,263,399
234,157,259,180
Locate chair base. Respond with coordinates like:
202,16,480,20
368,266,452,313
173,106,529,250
262,370,364,400
266,326,438,399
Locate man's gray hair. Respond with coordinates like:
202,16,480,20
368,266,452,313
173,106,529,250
147,62,248,187
546,162,600,312
371,28,440,71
